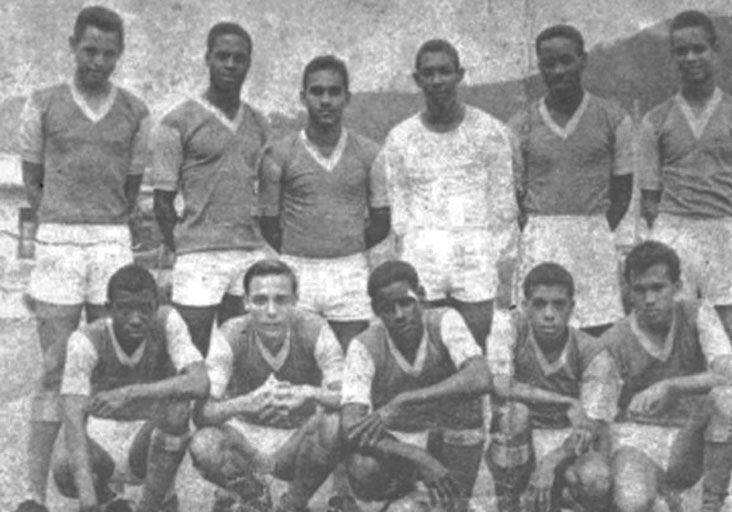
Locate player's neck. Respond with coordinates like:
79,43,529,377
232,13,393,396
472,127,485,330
255,328,287,354
73,73,112,99
681,81,716,109
637,317,672,344
305,123,342,155
205,86,242,120
391,326,424,364
534,328,569,361
545,88,584,118
112,322,145,357
422,99,465,132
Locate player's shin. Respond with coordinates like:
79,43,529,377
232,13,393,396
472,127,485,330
136,427,189,512
701,387,732,512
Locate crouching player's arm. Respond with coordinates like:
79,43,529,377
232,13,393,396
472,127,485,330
629,301,732,418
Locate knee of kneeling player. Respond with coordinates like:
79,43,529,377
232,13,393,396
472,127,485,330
188,427,226,472
157,400,191,436
566,452,612,505
346,453,396,501
385,495,431,512
709,386,732,421
613,478,656,512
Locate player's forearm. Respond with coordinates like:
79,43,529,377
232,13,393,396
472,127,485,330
640,189,661,227
197,390,270,426
496,376,577,408
393,358,492,411
665,372,727,396
607,174,633,231
124,174,143,215
259,215,282,252
365,207,391,249
61,396,97,506
21,161,44,213
153,189,178,251
307,384,341,410
127,363,209,402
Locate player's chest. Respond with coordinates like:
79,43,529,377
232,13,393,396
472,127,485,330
184,122,262,167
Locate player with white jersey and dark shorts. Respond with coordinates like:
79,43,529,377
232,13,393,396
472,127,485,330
152,22,269,356
53,264,208,512
639,10,732,341
258,55,390,349
15,7,149,512
510,24,634,337
340,261,493,512
378,39,518,347
190,259,344,512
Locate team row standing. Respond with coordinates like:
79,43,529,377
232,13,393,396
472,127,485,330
12,4,732,512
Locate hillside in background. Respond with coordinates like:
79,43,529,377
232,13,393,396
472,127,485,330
1,15,731,150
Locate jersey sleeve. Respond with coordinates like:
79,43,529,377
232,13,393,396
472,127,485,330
341,338,375,408
314,323,345,387
60,332,99,396
164,308,204,372
150,120,183,191
17,95,44,165
440,309,482,368
580,350,621,422
206,327,234,399
257,144,284,217
486,308,516,379
697,300,732,368
613,114,634,176
637,114,661,191
129,115,152,175
368,144,390,208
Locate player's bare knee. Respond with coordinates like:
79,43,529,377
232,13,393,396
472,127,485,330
612,448,658,512
385,495,430,512
157,400,191,436
189,426,226,471
567,451,612,504
346,453,387,500
316,412,341,450
709,386,732,421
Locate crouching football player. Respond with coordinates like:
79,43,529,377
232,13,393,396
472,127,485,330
339,261,493,512
53,264,209,512
189,259,345,512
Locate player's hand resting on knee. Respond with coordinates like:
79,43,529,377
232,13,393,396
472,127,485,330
525,462,556,512
346,397,404,448
88,388,135,418
628,381,672,417
419,461,462,512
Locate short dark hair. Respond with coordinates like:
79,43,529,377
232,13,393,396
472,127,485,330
107,264,158,302
670,10,718,47
243,259,298,296
624,241,681,284
73,6,125,49
415,39,461,71
367,261,420,299
206,22,252,56
302,55,350,92
523,262,575,299
535,24,585,55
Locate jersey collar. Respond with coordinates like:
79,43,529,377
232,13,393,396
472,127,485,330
539,91,589,140
193,94,245,133
299,128,348,172
106,317,146,367
254,328,291,372
68,79,118,124
528,326,571,376
629,310,676,362
675,86,723,140
385,324,429,377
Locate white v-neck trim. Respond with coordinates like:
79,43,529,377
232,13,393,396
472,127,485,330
539,92,590,140
529,327,570,375
299,129,348,172
106,318,146,367
630,310,676,362
675,87,722,140
254,329,291,372
68,80,117,123
193,94,245,132
386,327,428,377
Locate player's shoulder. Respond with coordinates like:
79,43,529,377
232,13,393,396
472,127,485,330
115,86,150,118
346,130,381,163
218,314,252,346
265,131,301,163
240,100,269,136
644,95,677,127
384,111,423,144
587,93,626,116
158,96,201,128
597,316,634,352
353,319,388,352
572,326,608,362
28,82,71,110
292,308,329,340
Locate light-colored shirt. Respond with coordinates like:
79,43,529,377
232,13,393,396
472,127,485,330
638,87,732,218
509,92,633,217
17,81,150,224
60,309,201,396
258,129,388,257
151,96,268,254
341,308,480,409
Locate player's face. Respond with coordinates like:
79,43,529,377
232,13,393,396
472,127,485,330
523,285,574,345
537,36,586,98
301,69,350,129
206,33,251,93
70,26,122,91
629,263,680,331
109,289,158,345
372,280,424,343
671,26,717,86
245,274,297,339
413,51,464,109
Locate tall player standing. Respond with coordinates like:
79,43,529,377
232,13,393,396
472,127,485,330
639,10,732,340
378,39,517,347
15,7,150,512
152,22,269,356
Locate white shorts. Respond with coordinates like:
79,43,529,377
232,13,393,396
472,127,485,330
28,224,133,305
401,229,498,302
651,214,732,305
172,248,272,306
280,252,371,321
516,215,624,327
85,417,147,485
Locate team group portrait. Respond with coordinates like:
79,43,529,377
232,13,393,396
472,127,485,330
4,0,732,511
